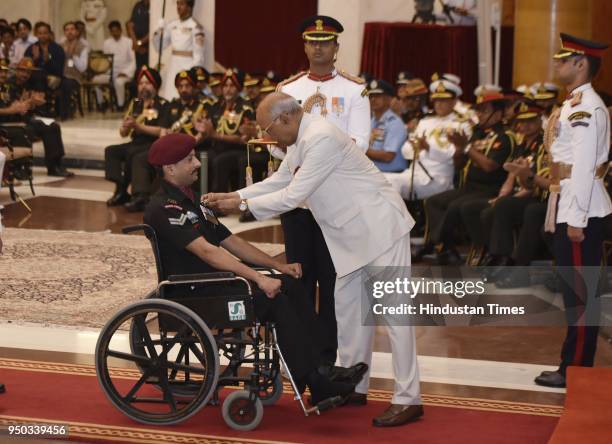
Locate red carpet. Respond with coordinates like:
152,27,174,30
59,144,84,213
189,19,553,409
0,358,560,443
548,367,612,444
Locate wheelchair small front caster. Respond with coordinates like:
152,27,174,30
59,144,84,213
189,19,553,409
222,390,263,431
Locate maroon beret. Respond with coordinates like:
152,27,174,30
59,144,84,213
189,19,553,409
148,133,196,166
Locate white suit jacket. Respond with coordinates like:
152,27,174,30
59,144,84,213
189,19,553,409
238,114,415,277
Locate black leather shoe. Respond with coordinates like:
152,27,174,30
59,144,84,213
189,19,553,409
328,362,369,385
124,195,149,213
308,371,355,410
0,383,5,393
47,165,74,177
534,371,566,388
343,391,368,406
107,190,131,206
373,404,424,427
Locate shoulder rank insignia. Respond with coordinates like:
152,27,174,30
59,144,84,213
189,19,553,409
168,213,188,226
361,88,368,97
570,91,582,107
568,111,591,121
338,70,366,85
276,71,307,91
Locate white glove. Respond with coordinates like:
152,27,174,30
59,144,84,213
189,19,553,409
157,18,165,30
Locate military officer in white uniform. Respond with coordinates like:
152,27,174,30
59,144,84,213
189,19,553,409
385,78,472,200
270,15,371,371
204,92,423,428
153,0,205,101
535,33,611,389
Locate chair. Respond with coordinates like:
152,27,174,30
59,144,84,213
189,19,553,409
95,224,320,431
81,52,116,113
0,129,34,204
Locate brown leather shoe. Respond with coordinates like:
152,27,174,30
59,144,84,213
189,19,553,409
372,404,424,427
343,391,367,406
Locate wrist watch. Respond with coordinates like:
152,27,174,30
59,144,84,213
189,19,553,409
239,199,248,212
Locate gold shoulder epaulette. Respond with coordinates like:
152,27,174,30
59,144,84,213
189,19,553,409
276,71,307,91
338,70,365,85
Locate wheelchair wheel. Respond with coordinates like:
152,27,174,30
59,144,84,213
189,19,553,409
222,390,264,431
252,373,283,406
96,299,219,425
128,292,201,399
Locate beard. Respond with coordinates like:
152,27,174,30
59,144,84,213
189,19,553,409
139,88,154,100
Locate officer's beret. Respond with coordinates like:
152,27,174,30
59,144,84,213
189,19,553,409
190,66,209,82
175,69,197,87
367,79,395,97
222,67,245,89
300,15,343,41
137,65,162,90
148,133,196,166
208,72,223,87
554,32,609,60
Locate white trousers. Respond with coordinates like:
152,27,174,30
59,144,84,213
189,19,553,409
93,74,131,107
384,170,453,200
335,233,421,405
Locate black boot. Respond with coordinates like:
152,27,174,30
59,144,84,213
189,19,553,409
107,187,131,206
124,194,149,212
412,242,434,263
307,371,355,411
47,163,74,177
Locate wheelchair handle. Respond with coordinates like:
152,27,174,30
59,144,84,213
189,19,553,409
122,224,149,235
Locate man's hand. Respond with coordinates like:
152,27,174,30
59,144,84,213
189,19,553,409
256,275,282,299
239,120,258,138
122,116,136,129
11,101,30,115
415,135,429,152
276,262,302,279
202,192,242,213
567,225,585,243
504,157,530,179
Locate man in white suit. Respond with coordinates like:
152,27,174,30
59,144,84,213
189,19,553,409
204,92,423,427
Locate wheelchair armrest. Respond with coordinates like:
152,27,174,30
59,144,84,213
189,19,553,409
122,224,148,235
241,262,280,274
167,272,235,282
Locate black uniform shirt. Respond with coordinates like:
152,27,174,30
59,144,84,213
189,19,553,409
207,96,255,135
464,122,514,187
126,96,168,144
161,97,203,137
144,180,232,277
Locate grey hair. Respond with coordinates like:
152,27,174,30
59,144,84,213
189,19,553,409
268,94,302,119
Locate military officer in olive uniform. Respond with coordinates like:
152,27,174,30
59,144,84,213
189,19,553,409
105,65,168,207
423,88,515,265
534,33,611,388
127,69,206,212
193,68,258,193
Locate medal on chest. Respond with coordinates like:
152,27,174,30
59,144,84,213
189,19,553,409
303,87,327,117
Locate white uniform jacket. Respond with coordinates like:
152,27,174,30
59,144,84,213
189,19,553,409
238,113,415,277
549,82,611,228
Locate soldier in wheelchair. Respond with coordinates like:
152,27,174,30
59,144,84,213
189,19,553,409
95,133,366,431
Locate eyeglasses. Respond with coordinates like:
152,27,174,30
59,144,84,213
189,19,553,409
262,115,281,136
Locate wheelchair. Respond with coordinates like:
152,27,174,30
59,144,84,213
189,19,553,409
95,224,320,431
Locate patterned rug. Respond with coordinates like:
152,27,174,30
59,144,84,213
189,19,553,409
0,228,284,329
